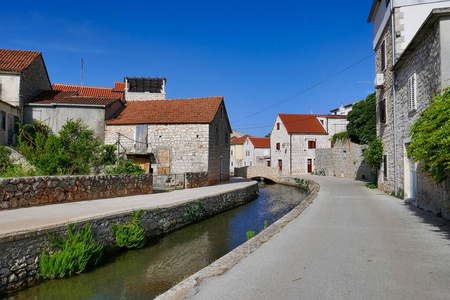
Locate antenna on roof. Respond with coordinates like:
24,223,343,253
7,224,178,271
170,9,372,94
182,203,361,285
81,58,84,86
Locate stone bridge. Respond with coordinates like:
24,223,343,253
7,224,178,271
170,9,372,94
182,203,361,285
234,166,280,183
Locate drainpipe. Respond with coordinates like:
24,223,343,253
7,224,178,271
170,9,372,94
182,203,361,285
391,0,399,196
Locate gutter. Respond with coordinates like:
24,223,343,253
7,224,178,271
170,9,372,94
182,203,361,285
390,0,399,196
27,103,107,108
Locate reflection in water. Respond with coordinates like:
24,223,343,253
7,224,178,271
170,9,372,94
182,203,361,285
8,183,307,300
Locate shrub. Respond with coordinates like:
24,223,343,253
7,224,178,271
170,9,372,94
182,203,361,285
100,144,117,166
112,211,147,249
39,224,103,279
105,159,145,175
331,131,349,144
0,145,10,172
365,183,377,189
363,138,383,170
347,92,376,145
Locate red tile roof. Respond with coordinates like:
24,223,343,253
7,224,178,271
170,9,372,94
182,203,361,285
249,137,270,148
231,135,251,145
106,97,225,125
278,114,327,134
30,90,121,106
114,81,128,92
53,83,124,101
0,49,41,72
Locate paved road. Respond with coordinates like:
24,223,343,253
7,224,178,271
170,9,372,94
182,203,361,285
187,175,450,300
0,177,255,236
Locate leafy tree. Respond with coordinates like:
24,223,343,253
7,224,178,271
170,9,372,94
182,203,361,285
408,89,450,183
347,92,376,145
363,137,383,170
105,159,145,175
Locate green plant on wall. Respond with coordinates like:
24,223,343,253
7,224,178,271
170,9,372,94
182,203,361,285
408,88,450,183
184,200,206,221
112,210,147,249
246,231,255,240
363,137,383,170
39,223,103,279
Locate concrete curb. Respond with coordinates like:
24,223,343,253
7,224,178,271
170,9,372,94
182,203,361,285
156,179,320,300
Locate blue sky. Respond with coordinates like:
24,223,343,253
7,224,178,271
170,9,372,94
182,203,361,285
2,1,375,137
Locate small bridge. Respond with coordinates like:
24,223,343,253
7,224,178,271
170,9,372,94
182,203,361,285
234,166,280,183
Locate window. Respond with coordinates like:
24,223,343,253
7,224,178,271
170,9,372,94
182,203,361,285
308,140,316,149
408,73,417,111
246,150,250,156
320,120,324,125
246,139,249,145
231,149,233,155
383,155,388,178
250,161,252,166
380,40,386,71
244,161,247,166
379,99,386,123
0,111,5,131
231,162,233,166
277,123,280,130
276,142,280,150
267,161,271,167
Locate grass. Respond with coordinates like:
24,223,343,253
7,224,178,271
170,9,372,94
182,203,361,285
365,183,377,189
112,210,147,249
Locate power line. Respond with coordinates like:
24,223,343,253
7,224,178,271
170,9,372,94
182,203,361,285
231,53,374,124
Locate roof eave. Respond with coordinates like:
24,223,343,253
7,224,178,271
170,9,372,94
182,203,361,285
367,0,381,23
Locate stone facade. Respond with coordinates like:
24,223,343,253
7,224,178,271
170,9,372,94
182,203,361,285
315,140,371,179
0,174,153,211
0,182,258,294
393,14,450,216
18,56,51,108
105,103,230,186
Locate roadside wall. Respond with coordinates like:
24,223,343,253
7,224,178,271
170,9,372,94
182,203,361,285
0,174,153,210
0,181,258,294
315,140,371,180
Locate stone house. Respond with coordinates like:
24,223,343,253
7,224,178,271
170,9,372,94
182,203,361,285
329,101,359,116
0,49,51,145
25,90,123,140
368,1,450,216
270,114,347,175
368,0,450,193
105,96,231,185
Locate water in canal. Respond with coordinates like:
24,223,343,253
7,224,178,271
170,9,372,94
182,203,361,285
8,183,307,300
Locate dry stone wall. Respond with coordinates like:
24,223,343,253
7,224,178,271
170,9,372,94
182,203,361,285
0,174,153,210
0,182,258,294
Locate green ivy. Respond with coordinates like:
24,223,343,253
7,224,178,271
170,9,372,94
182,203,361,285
347,92,376,145
331,131,349,144
408,89,450,183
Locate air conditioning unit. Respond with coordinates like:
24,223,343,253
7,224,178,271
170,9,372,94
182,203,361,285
374,73,384,89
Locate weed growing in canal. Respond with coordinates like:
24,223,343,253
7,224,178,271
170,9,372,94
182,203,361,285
112,210,147,249
184,200,206,221
39,223,103,279
246,231,255,240
264,220,268,229
294,178,310,192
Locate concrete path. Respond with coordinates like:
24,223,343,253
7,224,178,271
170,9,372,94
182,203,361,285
0,177,255,237
186,175,450,300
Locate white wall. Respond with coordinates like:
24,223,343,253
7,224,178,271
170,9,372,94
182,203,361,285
0,74,20,107
270,116,291,175
125,91,166,101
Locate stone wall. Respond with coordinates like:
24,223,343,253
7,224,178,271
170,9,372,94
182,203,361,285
19,56,51,108
315,140,371,180
185,172,208,189
0,174,153,210
0,182,258,294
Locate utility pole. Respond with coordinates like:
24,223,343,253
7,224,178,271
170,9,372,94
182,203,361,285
81,58,84,86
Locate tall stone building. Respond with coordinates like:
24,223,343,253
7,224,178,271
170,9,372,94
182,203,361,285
368,1,450,216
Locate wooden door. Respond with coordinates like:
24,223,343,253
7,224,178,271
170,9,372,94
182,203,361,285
278,159,282,171
307,159,312,173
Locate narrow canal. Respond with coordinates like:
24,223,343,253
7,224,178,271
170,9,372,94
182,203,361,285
7,183,308,300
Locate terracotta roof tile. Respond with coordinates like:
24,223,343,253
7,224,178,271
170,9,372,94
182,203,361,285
278,114,327,134
0,49,41,72
52,83,124,101
249,137,270,148
30,90,121,106
231,135,251,145
106,97,224,125
114,82,128,92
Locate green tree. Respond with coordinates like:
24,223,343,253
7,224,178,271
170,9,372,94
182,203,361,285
347,92,376,145
408,89,450,183
363,137,383,170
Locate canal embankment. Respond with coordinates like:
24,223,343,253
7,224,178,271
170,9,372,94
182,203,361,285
0,178,258,294
157,177,319,300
